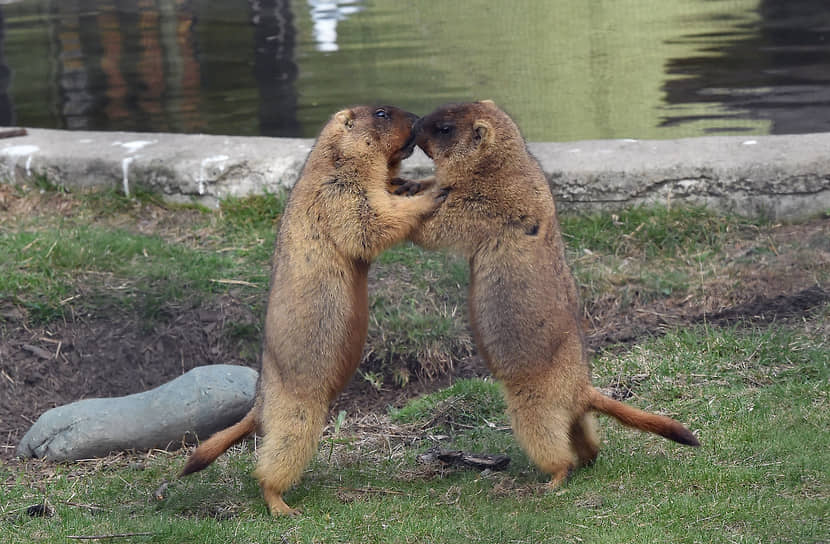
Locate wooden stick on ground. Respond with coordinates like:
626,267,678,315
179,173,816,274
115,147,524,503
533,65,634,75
0,128,27,139
418,447,511,471
66,533,152,540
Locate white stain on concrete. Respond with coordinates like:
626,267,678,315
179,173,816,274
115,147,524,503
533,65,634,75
113,140,156,154
1,144,39,157
742,140,758,146
1,145,39,178
122,157,135,197
198,155,230,195
110,141,156,196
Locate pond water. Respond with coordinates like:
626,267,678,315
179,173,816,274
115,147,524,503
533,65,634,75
0,0,828,141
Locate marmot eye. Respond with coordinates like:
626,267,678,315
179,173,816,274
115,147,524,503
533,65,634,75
438,124,453,135
374,109,388,118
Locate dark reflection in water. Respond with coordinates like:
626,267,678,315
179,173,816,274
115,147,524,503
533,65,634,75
251,0,300,137
662,0,830,134
0,9,13,126
0,0,301,136
34,0,209,133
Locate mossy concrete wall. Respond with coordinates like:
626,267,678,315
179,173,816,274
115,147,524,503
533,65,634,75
1,128,829,219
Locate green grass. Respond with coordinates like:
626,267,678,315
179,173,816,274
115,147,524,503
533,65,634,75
215,192,287,262
560,205,763,258
390,378,507,430
81,186,170,216
367,243,472,382
560,206,770,303
218,191,287,233
1,185,828,542
0,190,286,323
3,319,827,543
0,225,246,323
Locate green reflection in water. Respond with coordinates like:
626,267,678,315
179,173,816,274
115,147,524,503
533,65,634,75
292,0,770,141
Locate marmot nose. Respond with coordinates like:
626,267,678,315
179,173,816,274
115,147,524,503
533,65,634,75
411,115,423,132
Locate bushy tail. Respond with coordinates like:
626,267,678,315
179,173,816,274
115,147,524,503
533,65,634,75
179,408,257,477
587,388,700,446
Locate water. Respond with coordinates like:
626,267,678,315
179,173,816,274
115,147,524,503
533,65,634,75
0,0,828,141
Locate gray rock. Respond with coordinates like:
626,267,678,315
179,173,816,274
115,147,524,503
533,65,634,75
16,364,258,461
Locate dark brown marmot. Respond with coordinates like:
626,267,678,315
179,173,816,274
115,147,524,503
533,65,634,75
402,100,698,488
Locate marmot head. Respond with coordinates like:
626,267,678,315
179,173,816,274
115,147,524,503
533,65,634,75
322,105,419,169
415,100,546,213
410,101,551,252
415,100,524,166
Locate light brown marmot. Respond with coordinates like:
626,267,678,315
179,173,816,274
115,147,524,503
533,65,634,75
181,105,445,515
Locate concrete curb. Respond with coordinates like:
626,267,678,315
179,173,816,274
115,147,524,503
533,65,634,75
1,127,828,219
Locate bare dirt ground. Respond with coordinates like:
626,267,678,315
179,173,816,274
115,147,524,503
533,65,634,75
1,188,828,460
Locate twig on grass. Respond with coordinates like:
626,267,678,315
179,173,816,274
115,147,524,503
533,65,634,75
60,295,80,305
44,239,58,259
423,448,511,471
22,343,53,360
21,237,40,252
66,533,152,540
210,278,259,288
327,485,406,496
63,501,109,512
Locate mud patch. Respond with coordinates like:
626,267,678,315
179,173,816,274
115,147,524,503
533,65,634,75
699,285,830,326
0,295,262,459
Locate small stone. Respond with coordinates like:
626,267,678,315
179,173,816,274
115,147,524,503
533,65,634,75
26,503,53,517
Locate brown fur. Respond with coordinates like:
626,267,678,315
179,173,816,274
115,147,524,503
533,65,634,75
180,105,444,515
405,100,698,487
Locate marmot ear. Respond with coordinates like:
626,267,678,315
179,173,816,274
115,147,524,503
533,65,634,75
478,99,496,107
473,119,495,146
335,109,355,129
